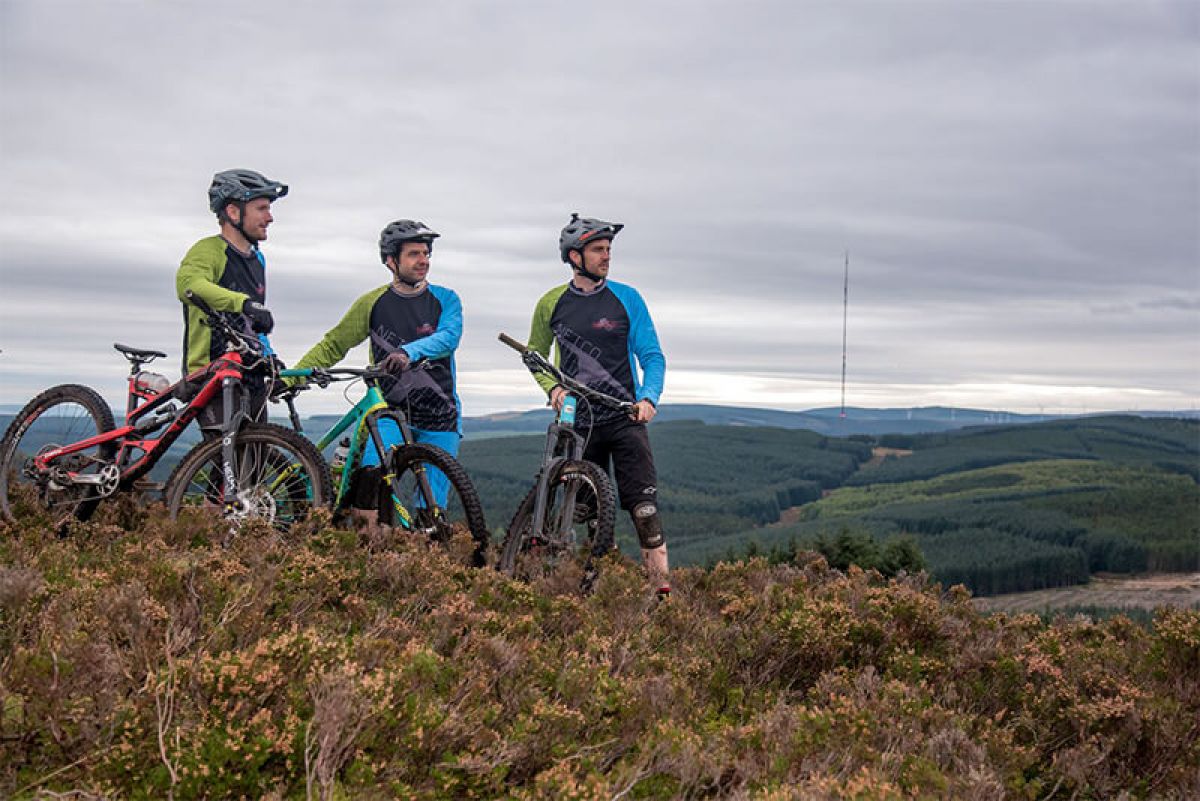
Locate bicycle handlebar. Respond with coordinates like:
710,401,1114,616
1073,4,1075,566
278,362,427,389
498,332,527,353
497,332,637,416
184,291,270,361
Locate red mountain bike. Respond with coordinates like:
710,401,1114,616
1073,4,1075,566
0,292,330,531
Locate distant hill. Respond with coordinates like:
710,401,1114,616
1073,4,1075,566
457,415,1200,597
459,404,1198,439
664,416,1200,595
5,403,1196,443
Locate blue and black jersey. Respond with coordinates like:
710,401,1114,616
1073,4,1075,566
294,283,463,433
528,279,665,425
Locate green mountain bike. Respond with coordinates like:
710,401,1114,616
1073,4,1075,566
275,365,488,565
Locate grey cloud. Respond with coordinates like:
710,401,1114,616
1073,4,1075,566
1,0,1197,415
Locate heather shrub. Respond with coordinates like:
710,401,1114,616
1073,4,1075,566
1,506,1196,799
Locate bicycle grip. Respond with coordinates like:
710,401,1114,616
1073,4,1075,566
185,290,217,318
498,332,528,352
279,368,314,378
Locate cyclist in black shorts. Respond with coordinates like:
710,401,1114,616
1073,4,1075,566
176,168,288,429
526,213,671,597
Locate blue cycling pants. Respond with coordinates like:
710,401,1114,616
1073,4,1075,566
361,419,460,508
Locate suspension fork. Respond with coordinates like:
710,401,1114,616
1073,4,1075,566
530,418,588,542
369,410,439,526
218,376,249,511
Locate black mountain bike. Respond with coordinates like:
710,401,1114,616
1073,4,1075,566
495,332,633,590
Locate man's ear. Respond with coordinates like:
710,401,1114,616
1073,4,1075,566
223,202,241,225
568,250,582,269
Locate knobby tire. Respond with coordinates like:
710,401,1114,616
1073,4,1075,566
498,458,616,588
164,422,332,531
0,384,117,527
385,442,489,567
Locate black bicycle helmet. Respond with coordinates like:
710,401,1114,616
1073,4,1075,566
559,213,623,264
379,219,440,263
208,169,289,213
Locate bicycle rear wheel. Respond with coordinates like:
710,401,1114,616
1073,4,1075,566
164,423,331,531
0,384,117,527
385,443,489,566
498,459,616,589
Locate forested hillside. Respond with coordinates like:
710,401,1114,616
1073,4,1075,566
461,420,872,543
459,416,1199,596
863,415,1200,484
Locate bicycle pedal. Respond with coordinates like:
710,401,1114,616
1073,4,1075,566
132,479,165,493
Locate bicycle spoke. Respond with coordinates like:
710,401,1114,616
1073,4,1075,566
0,385,117,526
166,424,329,531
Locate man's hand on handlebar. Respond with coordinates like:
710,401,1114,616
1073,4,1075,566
632,399,657,423
380,350,411,375
242,300,275,334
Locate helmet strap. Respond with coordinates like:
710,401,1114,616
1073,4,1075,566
574,265,605,283
224,201,259,250
570,250,605,283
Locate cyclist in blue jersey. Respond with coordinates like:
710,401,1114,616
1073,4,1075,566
526,214,671,597
177,168,288,429
291,220,464,530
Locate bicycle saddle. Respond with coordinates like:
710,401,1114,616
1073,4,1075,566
114,343,167,362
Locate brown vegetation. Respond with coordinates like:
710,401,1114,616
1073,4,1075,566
1,500,1198,799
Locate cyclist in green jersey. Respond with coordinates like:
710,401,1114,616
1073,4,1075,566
527,213,671,598
290,219,465,531
176,168,287,428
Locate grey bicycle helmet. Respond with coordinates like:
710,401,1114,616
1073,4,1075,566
379,219,440,263
208,169,289,213
559,213,623,264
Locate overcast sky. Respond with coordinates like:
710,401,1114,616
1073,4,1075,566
1,0,1197,417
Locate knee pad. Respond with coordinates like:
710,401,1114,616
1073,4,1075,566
631,503,664,549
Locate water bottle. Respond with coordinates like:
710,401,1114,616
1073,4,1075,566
134,371,171,396
330,438,350,484
560,394,577,425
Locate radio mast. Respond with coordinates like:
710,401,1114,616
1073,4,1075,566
840,251,849,420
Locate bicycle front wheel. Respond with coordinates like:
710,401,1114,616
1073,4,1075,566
164,423,331,531
0,384,117,526
498,459,616,587
385,443,489,566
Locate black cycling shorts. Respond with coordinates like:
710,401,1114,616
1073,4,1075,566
581,417,658,511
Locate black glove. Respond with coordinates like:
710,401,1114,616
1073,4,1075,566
242,299,274,334
379,349,411,375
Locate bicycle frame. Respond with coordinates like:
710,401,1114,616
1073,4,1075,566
528,394,589,544
277,368,437,527
25,288,280,516
30,351,249,491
